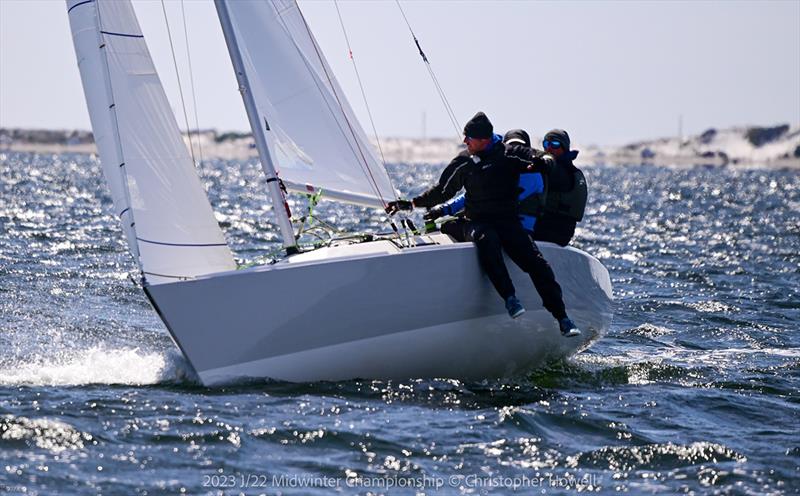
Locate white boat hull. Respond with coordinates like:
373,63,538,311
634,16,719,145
145,234,613,385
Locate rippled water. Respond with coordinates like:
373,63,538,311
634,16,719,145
1,151,798,495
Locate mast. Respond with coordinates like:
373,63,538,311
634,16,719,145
214,0,298,253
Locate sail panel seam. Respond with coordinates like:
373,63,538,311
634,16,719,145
100,30,144,39
137,237,228,248
68,0,94,14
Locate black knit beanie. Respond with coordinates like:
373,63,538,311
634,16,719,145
463,112,493,139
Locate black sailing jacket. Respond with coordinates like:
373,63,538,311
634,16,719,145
413,141,555,221
532,152,587,246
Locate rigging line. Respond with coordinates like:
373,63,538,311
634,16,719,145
179,0,205,166
274,5,401,234
160,0,197,166
394,0,454,121
427,64,461,138
394,0,462,139
292,2,389,208
272,8,387,207
295,8,387,208
332,0,399,202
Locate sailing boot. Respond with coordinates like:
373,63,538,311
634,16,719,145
558,317,581,337
505,296,526,319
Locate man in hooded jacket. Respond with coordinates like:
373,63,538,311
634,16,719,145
532,129,587,247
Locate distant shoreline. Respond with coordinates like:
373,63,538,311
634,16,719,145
2,125,798,168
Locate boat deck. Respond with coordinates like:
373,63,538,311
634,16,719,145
283,232,458,264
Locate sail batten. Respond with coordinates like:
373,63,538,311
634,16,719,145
224,0,396,207
67,0,236,285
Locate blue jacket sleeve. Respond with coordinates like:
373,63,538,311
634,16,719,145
443,193,466,215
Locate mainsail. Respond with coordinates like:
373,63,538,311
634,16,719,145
223,0,396,208
67,0,236,285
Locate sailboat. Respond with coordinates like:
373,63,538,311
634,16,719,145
66,0,613,386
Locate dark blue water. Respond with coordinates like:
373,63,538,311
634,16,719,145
1,151,798,495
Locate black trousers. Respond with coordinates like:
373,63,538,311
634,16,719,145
441,217,567,320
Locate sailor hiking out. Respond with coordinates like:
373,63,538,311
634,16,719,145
386,112,581,337
425,129,544,236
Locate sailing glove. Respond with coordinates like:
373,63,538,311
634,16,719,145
423,205,447,221
529,153,556,172
386,200,413,215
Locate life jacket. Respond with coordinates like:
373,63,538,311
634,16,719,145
541,167,587,222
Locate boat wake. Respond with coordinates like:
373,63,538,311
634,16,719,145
0,346,197,387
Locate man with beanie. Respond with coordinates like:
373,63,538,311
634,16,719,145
427,129,544,236
386,112,581,337
532,129,587,247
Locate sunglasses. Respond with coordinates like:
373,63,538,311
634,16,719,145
543,140,562,149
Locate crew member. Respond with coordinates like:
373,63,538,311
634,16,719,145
532,129,587,246
427,129,544,237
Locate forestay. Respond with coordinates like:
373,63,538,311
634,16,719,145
224,0,396,208
67,0,236,285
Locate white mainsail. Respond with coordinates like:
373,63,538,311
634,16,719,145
67,0,236,285
224,0,396,208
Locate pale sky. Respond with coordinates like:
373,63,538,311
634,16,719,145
1,0,798,146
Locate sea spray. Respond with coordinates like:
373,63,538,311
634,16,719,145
0,346,195,386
